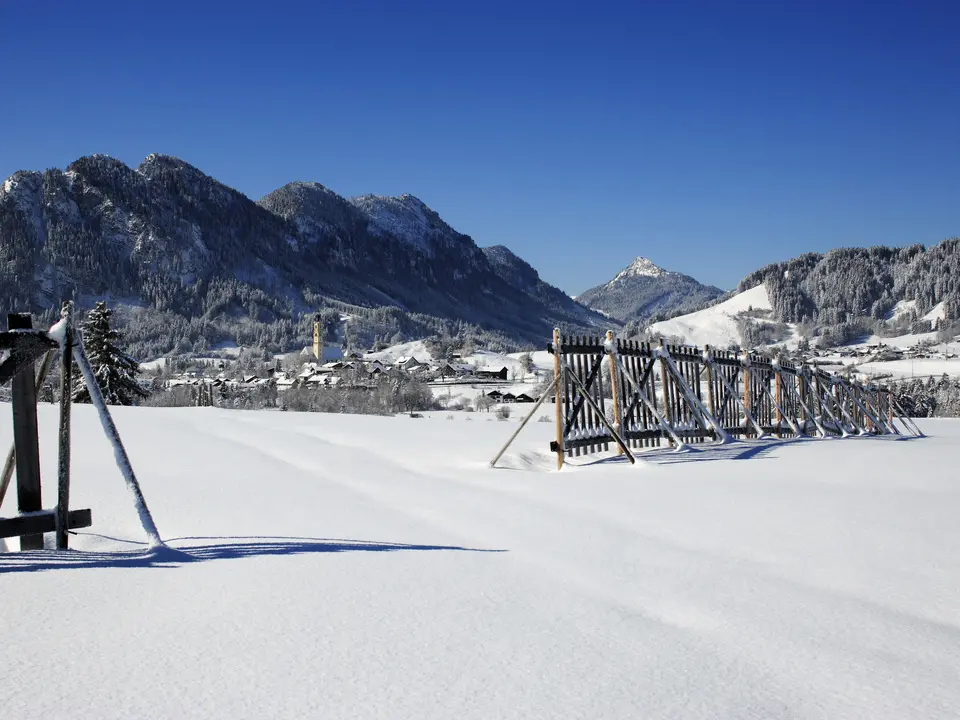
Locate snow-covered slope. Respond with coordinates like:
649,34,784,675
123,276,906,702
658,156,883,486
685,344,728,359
647,284,774,348
2,406,959,719
362,339,434,365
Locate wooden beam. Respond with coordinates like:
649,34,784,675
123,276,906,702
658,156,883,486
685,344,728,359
552,328,564,470
56,304,74,549
9,314,43,550
0,349,56,511
490,376,557,468
0,508,92,540
0,332,56,385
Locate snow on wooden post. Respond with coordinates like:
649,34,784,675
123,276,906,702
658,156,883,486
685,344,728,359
888,389,896,433
657,338,674,446
56,303,74,549
73,335,165,549
552,328,564,471
704,346,717,424
9,313,43,550
773,358,783,436
741,353,752,437
605,331,623,455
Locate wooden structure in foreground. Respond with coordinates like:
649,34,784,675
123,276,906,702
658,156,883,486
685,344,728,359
0,304,165,552
0,307,90,549
544,329,922,470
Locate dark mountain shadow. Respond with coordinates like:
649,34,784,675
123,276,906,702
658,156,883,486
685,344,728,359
0,535,506,574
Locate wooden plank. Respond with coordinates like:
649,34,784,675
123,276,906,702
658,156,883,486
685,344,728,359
552,328,564,470
658,339,673,446
0,332,57,385
56,306,74,549
0,349,56,511
0,508,92,540
607,331,623,455
9,314,43,550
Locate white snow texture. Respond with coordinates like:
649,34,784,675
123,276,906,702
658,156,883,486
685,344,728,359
1,405,959,720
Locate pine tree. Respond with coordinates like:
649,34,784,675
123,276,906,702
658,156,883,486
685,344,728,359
73,301,149,406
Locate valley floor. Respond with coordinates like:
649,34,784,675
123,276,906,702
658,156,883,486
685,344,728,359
2,406,959,719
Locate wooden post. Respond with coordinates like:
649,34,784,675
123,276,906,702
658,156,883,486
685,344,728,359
658,338,674,446
552,328,564,471
490,376,557,468
741,354,752,437
774,360,783,437
0,350,55,510
704,346,717,428
606,330,623,455
9,314,43,550
56,303,73,549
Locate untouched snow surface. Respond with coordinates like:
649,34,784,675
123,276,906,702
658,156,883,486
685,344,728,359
2,406,960,719
647,284,775,348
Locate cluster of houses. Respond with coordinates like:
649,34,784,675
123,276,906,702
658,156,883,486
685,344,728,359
160,352,513,393
828,343,956,362
484,389,539,404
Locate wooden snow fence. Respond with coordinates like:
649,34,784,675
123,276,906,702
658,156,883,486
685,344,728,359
543,329,920,470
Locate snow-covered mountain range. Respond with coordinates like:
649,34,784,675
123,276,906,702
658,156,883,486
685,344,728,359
2,153,957,358
0,155,607,356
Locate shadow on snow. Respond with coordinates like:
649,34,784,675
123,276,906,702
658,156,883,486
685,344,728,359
566,432,923,468
0,535,506,574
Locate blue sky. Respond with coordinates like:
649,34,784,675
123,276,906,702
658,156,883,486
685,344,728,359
3,0,958,294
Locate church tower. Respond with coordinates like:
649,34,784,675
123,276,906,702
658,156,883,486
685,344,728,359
312,313,323,361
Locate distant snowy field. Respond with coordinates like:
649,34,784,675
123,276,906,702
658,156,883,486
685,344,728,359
3,406,960,719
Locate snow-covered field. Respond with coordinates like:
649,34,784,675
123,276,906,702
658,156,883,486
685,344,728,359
843,357,960,381
3,405,960,719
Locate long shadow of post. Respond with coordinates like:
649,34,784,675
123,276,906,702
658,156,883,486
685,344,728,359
0,536,506,575
570,433,923,468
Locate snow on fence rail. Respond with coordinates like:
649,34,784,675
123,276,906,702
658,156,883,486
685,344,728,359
542,330,922,470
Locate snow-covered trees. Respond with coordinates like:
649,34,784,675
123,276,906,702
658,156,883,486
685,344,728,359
894,375,960,418
73,302,148,406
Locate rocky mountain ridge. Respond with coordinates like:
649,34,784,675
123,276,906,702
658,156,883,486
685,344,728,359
0,154,610,356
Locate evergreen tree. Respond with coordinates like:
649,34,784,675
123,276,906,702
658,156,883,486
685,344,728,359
73,302,149,405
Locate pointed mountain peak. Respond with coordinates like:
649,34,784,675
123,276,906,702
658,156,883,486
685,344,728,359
610,256,669,283
137,153,204,177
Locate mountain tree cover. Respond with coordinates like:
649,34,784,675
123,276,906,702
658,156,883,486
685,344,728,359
4,154,957,360
738,242,960,330
73,301,148,406
0,154,607,358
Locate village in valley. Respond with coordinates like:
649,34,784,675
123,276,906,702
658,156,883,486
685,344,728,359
147,319,552,414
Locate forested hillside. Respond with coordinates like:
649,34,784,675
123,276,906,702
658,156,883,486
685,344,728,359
0,155,607,358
